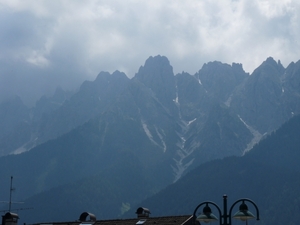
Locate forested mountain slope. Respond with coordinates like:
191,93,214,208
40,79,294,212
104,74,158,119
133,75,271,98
128,114,300,225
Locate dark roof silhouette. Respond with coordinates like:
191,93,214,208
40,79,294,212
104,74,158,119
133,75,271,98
37,215,194,225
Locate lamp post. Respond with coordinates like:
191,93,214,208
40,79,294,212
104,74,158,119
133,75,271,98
193,195,260,225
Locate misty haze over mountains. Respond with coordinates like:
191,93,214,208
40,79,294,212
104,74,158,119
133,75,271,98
1,55,299,158
0,55,300,224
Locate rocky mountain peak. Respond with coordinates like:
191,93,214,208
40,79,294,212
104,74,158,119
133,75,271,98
134,55,177,115
232,62,247,75
111,70,128,79
81,70,129,94
254,57,285,76
230,57,289,133
94,70,129,84
283,60,300,90
94,71,111,84
135,55,174,84
195,61,248,103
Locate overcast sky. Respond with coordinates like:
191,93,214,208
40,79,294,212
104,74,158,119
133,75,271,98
0,0,299,105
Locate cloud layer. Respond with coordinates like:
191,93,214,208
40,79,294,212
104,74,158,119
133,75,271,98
1,0,299,104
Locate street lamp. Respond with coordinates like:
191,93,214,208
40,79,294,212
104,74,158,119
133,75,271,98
193,195,260,225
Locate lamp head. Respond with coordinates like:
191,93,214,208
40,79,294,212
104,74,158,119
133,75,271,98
233,201,255,221
196,204,218,223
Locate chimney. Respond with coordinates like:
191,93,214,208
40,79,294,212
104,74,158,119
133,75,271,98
2,212,19,225
135,207,150,218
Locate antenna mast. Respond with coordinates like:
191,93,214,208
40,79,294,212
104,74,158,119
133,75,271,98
0,176,27,213
9,176,14,212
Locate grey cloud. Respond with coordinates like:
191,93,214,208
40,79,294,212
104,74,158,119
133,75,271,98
0,0,299,105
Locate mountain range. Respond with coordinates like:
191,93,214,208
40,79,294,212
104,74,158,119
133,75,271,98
0,55,300,224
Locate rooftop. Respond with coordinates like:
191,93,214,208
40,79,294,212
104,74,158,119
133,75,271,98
38,215,194,225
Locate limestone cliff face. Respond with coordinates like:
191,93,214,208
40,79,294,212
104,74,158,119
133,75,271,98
230,57,300,133
134,55,178,117
195,61,248,103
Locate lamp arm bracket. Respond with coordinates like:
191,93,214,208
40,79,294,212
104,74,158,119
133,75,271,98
228,198,260,224
193,201,222,225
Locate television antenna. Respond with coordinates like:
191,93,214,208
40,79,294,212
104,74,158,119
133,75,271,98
0,176,32,213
